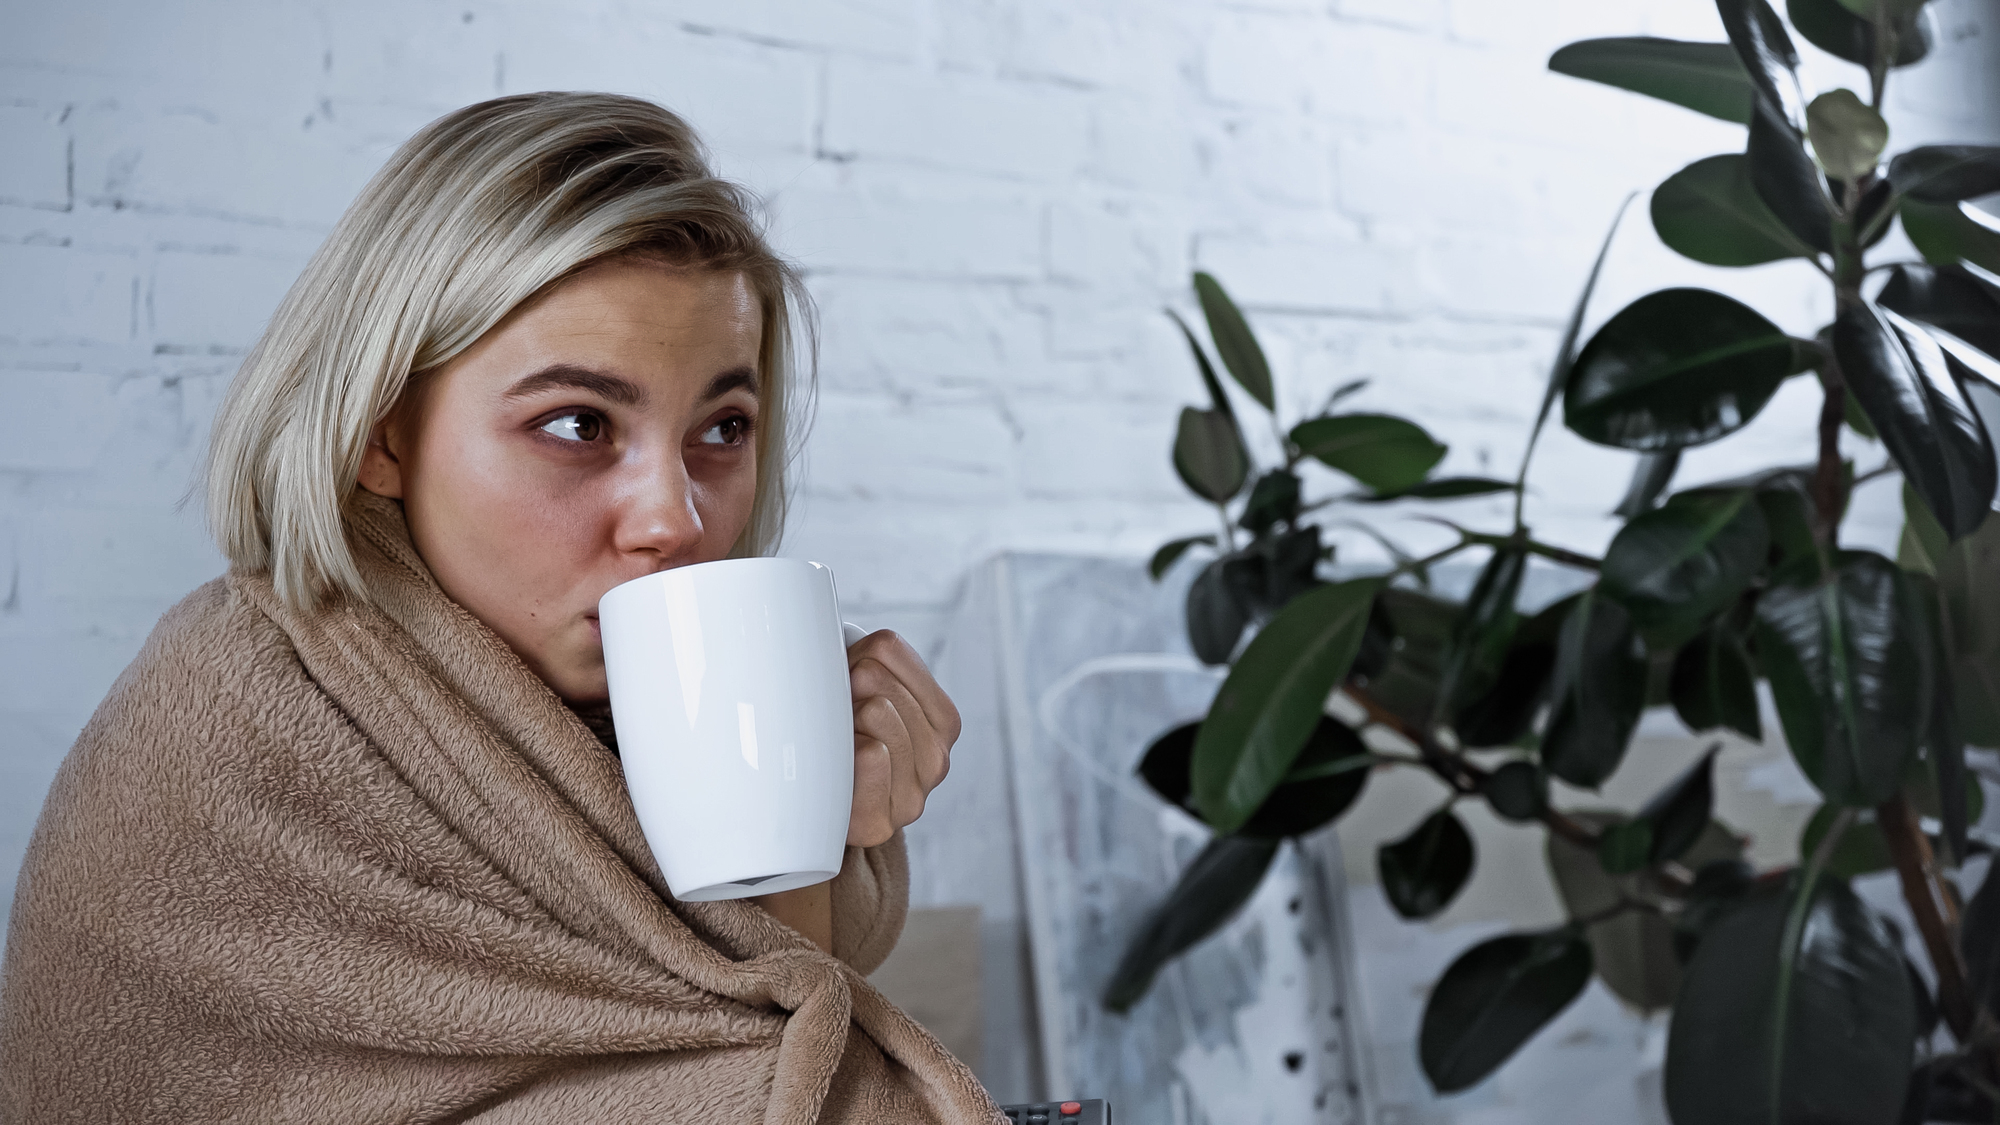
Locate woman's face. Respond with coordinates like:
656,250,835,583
359,260,764,704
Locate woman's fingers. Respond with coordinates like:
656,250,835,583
848,734,895,847
848,632,963,748
853,687,923,825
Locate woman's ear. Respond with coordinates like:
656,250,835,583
357,415,407,499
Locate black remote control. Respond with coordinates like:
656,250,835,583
999,1099,1109,1125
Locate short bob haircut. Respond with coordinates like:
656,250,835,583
206,92,809,611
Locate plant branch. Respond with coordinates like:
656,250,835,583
1811,371,1848,551
1215,502,1238,553
1879,794,1976,1041
1435,524,1603,571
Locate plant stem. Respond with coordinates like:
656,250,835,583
1215,502,1238,552
1879,794,1976,1040
1812,372,1848,551
1448,527,1602,571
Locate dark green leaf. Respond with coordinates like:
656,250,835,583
1419,928,1593,1094
1166,308,1235,419
1759,481,1820,572
1291,413,1447,494
1440,549,1527,718
1664,874,1915,1125
1149,535,1215,581
1352,595,1397,681
1888,145,2000,203
1192,578,1382,832
1356,476,1518,503
1238,469,1302,535
1907,570,1970,862
1173,406,1249,503
1877,263,2000,367
1639,744,1720,865
1138,721,1200,811
1240,717,1371,837
1455,592,1576,747
1186,559,1249,666
1379,807,1475,920
1542,590,1648,788
1788,0,1933,68
1835,302,1997,540
1901,197,2000,275
1671,622,1764,739
1651,153,1811,265
1546,38,1752,124
1674,856,1758,962
1102,834,1281,1012
1747,96,1835,254
1482,761,1547,822
1598,819,1654,874
1601,488,1770,647
1755,550,1930,806
1717,0,1805,128
1614,449,1682,518
1565,288,1798,450
1961,857,2000,1020
1798,804,1895,877
1364,587,1458,731
1911,494,2000,746
1222,525,1324,619
1854,176,1896,249
1193,272,1274,412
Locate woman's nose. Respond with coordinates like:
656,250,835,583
610,455,706,563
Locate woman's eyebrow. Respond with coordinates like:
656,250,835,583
501,363,645,406
702,367,759,401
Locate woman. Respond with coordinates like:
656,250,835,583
0,93,998,1123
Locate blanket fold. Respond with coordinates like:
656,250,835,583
0,493,999,1124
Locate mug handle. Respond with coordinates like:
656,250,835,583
842,621,868,649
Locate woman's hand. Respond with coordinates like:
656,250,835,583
845,630,959,846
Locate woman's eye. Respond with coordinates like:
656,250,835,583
540,412,603,443
700,416,749,446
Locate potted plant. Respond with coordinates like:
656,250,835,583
1108,0,2000,1119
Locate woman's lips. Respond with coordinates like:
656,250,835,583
586,614,601,640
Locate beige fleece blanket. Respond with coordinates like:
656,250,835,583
0,494,1000,1124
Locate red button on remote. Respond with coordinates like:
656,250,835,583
1060,1103,1081,1116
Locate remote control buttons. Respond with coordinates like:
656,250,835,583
1061,1103,1081,1116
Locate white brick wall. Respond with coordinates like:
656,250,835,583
1,0,1995,1021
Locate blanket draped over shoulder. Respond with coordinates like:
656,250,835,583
0,493,999,1124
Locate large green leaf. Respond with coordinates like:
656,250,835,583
1542,590,1649,788
1664,874,1915,1125
1717,0,1806,128
1671,620,1764,739
1902,198,2000,275
1877,263,2000,365
1291,414,1446,494
1565,288,1799,451
1651,154,1809,266
1141,717,1372,838
1240,717,1371,837
1102,834,1281,1012
1600,488,1770,647
1754,551,1930,806
1787,0,1933,68
1173,406,1249,503
1418,928,1593,1094
1546,38,1751,124
1191,578,1381,832
1834,302,1997,541
1905,569,1973,861
1439,548,1527,718
1887,145,2000,203
1193,272,1274,412
1379,807,1475,920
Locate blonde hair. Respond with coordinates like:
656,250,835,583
205,92,810,610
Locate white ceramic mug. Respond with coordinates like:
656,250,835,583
598,558,862,902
